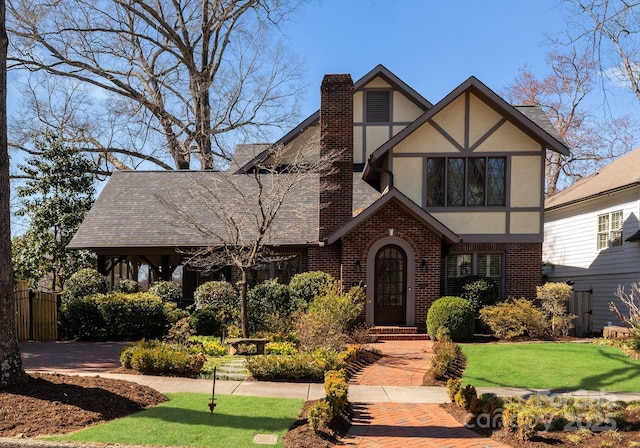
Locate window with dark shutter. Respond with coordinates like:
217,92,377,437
366,90,391,123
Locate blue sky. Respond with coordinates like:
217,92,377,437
282,0,568,117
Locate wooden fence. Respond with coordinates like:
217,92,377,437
15,280,59,341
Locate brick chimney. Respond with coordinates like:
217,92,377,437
319,74,354,242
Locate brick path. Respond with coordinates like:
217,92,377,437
347,340,512,448
343,402,510,447
350,340,434,386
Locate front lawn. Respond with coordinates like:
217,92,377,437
460,342,640,392
46,393,303,448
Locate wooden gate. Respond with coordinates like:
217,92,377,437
568,289,593,337
15,280,59,341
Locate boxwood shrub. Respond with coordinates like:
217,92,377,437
426,296,475,342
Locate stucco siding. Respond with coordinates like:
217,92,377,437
432,212,506,234
393,91,424,122
393,157,423,205
476,121,541,152
510,155,542,208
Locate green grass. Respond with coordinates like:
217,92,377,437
460,342,640,392
46,393,303,448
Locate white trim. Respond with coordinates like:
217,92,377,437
366,237,415,326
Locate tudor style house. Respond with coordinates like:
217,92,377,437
544,147,640,333
69,65,569,330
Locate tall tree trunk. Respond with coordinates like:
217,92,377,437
0,0,25,388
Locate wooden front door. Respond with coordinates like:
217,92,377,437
374,244,407,326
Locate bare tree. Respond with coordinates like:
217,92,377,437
0,0,25,389
163,130,336,337
7,0,306,171
504,49,636,195
562,0,640,102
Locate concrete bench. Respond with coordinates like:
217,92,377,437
226,338,269,355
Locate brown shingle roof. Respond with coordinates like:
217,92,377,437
545,147,640,210
68,170,380,250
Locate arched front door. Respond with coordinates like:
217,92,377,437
374,244,407,326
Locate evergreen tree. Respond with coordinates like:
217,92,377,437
14,131,95,291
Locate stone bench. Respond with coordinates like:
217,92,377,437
226,338,269,355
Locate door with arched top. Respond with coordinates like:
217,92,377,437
374,244,407,325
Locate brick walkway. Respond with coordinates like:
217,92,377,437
347,340,512,448
350,340,434,387
343,402,510,447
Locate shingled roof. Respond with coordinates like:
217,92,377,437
545,147,640,210
68,170,381,250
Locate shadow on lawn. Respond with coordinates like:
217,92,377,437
574,346,640,392
129,404,297,431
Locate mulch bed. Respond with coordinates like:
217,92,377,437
0,373,166,438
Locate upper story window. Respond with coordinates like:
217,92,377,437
597,210,623,250
365,90,391,123
426,157,506,207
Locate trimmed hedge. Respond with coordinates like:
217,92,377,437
245,350,350,382
60,292,166,340
426,296,475,342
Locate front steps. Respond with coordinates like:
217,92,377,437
369,326,430,341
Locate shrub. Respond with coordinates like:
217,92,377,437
122,340,202,375
194,280,237,310
324,369,348,417
295,281,365,352
289,271,334,304
247,280,299,333
59,296,106,340
435,325,452,342
479,298,549,339
307,400,332,432
516,407,539,441
165,317,194,345
245,350,349,382
265,341,298,355
453,384,477,411
426,296,475,342
61,292,166,340
95,292,166,340
470,393,504,416
148,281,182,303
189,336,226,356
61,268,107,303
115,279,139,293
456,276,500,313
446,379,462,402
163,302,189,328
427,340,459,380
537,282,576,337
190,308,221,336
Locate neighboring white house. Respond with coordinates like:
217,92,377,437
544,147,640,333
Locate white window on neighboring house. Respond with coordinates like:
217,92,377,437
597,210,624,250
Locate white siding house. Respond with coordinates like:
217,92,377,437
544,148,640,333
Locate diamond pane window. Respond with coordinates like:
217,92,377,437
467,158,485,205
447,158,465,206
487,158,506,206
426,158,445,206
